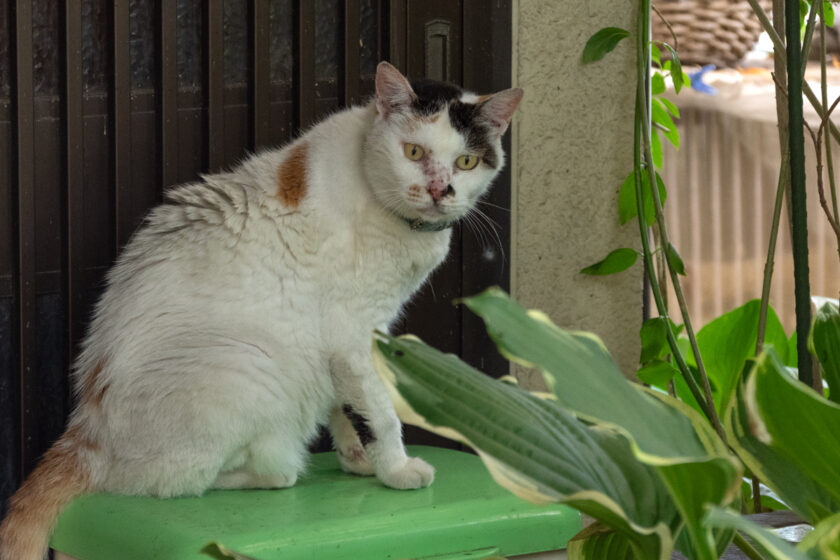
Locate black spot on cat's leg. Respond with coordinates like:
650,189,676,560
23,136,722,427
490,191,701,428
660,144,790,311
342,404,377,446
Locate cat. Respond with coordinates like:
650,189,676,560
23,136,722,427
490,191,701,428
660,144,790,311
0,61,522,560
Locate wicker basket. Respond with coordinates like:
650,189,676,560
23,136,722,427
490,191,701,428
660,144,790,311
652,0,773,67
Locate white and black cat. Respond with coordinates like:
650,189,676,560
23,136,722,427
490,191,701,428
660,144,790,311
0,61,522,560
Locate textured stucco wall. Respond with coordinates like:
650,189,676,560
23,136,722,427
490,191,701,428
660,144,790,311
511,0,642,386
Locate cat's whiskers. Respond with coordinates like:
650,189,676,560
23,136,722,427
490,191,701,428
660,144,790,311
478,199,511,213
464,206,505,263
462,213,490,251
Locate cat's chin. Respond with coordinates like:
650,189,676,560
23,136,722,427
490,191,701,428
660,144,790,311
415,204,454,221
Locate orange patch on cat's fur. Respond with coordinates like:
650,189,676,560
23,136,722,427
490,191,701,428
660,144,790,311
277,142,309,208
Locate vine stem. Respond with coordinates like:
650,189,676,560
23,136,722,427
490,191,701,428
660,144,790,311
820,0,840,261
756,160,789,355
635,0,723,436
757,0,792,356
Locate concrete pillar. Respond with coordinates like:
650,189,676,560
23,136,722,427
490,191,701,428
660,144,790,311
511,0,642,386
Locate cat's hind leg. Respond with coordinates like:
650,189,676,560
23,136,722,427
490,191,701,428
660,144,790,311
328,406,375,476
212,431,308,490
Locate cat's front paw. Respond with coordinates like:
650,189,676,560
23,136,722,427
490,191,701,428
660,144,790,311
378,456,435,489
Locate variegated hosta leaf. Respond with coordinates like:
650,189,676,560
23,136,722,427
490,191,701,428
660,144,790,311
746,351,840,508
201,543,260,560
809,302,840,404
724,351,840,523
566,523,636,560
726,379,838,525
373,334,678,559
459,288,728,462
704,507,810,560
655,459,739,560
456,289,741,559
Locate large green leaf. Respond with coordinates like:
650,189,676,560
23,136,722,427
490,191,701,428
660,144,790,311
656,459,740,560
459,290,742,558
372,334,677,559
385,289,742,559
725,355,839,524
809,302,840,404
681,300,789,416
460,288,726,462
748,350,840,506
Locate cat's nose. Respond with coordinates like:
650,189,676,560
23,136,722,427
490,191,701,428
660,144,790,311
427,181,454,203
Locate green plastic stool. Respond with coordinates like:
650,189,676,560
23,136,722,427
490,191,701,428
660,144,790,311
51,445,581,560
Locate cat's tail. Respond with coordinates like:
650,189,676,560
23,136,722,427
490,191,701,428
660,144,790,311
0,431,93,560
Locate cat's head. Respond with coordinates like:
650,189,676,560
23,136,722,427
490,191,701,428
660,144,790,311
363,62,522,228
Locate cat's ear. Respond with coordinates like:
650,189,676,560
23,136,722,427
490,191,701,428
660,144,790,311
478,88,523,136
375,61,416,118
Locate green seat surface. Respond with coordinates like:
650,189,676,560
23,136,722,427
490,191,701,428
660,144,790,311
51,445,581,560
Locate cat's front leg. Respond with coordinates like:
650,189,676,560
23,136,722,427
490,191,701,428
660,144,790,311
330,352,434,490
328,406,375,476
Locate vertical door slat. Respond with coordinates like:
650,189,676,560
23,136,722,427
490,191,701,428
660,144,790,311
64,1,84,378
342,0,361,107
14,0,37,474
159,1,178,192
376,0,386,63
206,2,224,170
388,0,406,70
295,0,315,129
251,0,270,149
113,0,131,249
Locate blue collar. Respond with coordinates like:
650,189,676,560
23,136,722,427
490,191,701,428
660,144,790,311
403,216,454,232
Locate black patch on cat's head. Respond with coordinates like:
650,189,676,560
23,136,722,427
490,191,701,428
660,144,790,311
409,78,463,115
408,78,499,169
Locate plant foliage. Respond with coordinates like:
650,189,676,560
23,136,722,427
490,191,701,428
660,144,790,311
372,289,840,559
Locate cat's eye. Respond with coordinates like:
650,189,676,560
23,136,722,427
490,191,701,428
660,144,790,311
404,143,425,161
455,154,480,171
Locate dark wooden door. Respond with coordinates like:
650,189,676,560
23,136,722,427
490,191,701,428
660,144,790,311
0,0,512,516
